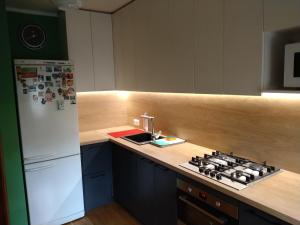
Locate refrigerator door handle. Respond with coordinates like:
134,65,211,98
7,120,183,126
24,153,57,162
25,164,56,172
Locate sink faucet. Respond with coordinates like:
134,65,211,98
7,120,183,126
140,113,161,140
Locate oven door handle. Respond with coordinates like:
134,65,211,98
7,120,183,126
178,195,227,225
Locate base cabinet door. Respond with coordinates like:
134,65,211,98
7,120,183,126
154,165,177,225
136,157,155,225
83,172,112,212
112,145,138,214
81,143,112,212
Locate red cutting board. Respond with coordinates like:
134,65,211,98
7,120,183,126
108,129,144,138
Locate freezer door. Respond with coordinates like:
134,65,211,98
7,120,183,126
25,155,84,225
14,63,80,164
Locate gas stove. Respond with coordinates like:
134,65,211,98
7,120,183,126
180,151,280,190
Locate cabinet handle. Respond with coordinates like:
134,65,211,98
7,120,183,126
178,195,227,225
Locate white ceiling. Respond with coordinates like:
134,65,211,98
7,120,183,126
5,0,133,13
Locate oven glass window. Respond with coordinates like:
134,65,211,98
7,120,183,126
294,52,300,77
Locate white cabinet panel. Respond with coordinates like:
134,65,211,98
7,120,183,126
168,0,195,93
65,10,94,92
223,0,263,95
113,3,136,90
25,155,84,225
91,13,115,90
194,0,223,94
264,0,300,32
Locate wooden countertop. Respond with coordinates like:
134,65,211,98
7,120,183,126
80,126,300,225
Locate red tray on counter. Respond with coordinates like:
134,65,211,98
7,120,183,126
107,129,144,138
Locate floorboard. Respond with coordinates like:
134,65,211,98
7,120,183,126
65,202,141,225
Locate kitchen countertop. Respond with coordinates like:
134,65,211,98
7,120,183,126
80,126,300,225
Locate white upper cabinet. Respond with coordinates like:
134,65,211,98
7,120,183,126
65,10,94,92
194,0,223,94
113,3,136,90
223,0,263,95
264,0,300,32
91,12,115,90
66,10,115,92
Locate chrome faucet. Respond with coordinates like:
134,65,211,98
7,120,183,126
141,113,161,140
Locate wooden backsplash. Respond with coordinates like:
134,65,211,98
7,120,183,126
77,91,300,174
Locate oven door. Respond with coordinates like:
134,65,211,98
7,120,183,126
178,195,229,225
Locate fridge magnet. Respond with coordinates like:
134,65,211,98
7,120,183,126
20,67,37,78
45,82,53,87
63,66,72,73
52,73,59,79
57,88,63,95
62,77,67,88
67,87,75,95
23,89,28,94
45,93,53,102
65,73,73,79
46,88,52,94
32,95,38,102
38,91,44,97
38,75,44,82
52,92,56,98
70,99,76,104
38,84,45,90
46,66,52,73
41,98,46,104
46,76,52,81
28,85,36,92
66,79,74,86
53,66,62,72
55,80,61,88
33,78,38,86
21,79,27,88
64,96,70,100
57,97,65,110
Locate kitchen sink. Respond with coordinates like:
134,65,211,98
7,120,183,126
122,132,164,145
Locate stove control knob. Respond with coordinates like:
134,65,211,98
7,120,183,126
199,192,207,200
204,169,211,175
204,154,209,159
216,174,222,180
210,172,216,178
199,167,205,173
259,171,264,176
215,201,221,207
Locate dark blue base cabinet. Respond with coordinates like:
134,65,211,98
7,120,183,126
81,142,113,212
112,144,177,225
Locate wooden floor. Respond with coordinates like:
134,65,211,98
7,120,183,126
65,202,141,225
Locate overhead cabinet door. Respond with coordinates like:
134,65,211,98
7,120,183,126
91,12,115,90
65,10,94,92
223,0,263,95
194,0,223,94
264,0,300,32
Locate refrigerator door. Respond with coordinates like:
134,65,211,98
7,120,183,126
15,60,80,164
25,154,84,225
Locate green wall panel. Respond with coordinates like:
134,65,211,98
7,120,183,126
0,1,29,225
7,11,68,60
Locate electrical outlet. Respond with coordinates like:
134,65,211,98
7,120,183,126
133,118,140,126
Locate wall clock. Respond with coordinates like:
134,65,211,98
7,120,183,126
20,24,46,50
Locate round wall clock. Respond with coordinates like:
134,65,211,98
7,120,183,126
20,24,46,50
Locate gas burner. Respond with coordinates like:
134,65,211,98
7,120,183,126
180,151,280,190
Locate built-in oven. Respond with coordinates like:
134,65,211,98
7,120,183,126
177,179,239,225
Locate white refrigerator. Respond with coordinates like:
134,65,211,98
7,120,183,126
14,59,84,225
